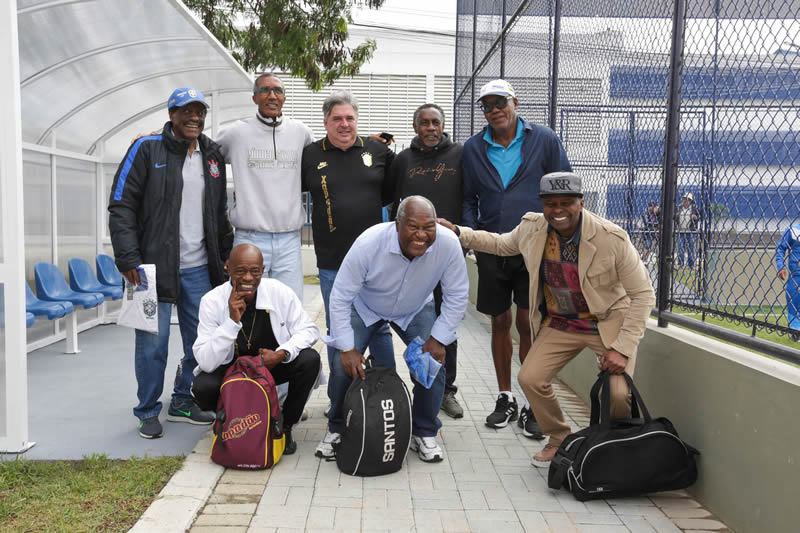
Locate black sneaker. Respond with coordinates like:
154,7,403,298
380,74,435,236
485,394,518,428
167,399,214,425
518,406,545,440
139,416,163,439
283,427,297,455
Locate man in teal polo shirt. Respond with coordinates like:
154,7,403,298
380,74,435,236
461,79,572,441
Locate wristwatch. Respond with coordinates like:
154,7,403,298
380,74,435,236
282,349,291,363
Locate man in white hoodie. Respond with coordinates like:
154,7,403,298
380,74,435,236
216,73,314,300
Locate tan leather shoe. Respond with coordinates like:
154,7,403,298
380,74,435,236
531,443,559,468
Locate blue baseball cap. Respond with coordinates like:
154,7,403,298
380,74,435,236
167,87,209,110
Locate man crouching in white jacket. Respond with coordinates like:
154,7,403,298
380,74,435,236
193,243,321,454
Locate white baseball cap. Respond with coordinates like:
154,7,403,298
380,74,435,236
477,79,516,101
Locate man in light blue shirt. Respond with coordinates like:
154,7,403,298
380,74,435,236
316,196,469,462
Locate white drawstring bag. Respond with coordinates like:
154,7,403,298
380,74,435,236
117,264,158,333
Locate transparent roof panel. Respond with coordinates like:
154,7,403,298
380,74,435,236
18,0,252,159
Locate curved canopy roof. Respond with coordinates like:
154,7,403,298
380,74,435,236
18,0,253,160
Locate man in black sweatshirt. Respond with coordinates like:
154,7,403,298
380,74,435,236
390,103,465,419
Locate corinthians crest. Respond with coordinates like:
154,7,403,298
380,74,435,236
208,159,220,178
361,152,373,167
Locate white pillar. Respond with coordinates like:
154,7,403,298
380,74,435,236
211,90,221,139
0,1,34,453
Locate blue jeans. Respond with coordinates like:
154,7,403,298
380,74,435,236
234,229,303,300
328,300,445,438
318,268,394,404
787,272,800,331
676,232,697,268
133,265,211,420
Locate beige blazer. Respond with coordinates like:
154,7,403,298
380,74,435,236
458,210,655,359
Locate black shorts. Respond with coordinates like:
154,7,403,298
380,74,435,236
476,252,530,316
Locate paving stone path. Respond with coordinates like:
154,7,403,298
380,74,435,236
131,286,730,533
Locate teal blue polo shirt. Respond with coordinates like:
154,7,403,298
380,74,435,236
483,118,524,189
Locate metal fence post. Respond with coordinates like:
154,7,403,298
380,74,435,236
500,0,507,78
626,111,636,235
657,0,688,327
548,0,562,131
470,0,477,133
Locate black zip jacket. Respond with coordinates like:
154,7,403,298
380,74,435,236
390,133,463,224
108,122,233,303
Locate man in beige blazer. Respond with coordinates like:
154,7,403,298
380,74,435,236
439,172,655,466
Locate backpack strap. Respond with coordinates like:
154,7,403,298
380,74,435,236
213,410,227,448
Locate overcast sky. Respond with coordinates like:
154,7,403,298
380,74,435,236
351,0,457,34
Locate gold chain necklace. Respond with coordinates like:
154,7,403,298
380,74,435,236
238,310,258,350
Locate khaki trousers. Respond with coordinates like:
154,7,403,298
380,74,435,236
517,326,636,446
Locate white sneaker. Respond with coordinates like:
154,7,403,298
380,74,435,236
314,431,341,458
410,435,443,463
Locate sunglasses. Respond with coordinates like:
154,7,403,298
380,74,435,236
257,86,285,95
479,96,512,113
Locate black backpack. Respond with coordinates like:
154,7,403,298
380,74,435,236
548,371,699,501
336,363,413,476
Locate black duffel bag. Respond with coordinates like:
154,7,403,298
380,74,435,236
548,371,699,501
335,362,413,476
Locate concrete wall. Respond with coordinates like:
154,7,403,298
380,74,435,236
465,255,800,533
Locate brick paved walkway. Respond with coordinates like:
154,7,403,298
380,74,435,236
131,285,731,533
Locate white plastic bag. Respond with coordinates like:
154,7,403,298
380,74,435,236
117,264,158,333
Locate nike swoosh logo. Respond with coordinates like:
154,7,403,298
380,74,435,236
155,163,167,168
175,409,191,417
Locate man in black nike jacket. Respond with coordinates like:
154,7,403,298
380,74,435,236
108,87,233,439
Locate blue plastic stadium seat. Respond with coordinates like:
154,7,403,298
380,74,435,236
26,282,73,319
34,262,104,309
69,258,123,300
96,254,123,288
26,312,35,328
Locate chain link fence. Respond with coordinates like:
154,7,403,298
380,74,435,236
454,0,800,363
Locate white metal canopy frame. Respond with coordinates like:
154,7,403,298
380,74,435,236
1,0,253,453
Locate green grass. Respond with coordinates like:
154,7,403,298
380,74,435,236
0,454,183,533
672,305,799,366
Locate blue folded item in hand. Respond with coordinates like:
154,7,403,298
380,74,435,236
403,337,443,389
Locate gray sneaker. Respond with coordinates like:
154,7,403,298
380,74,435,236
440,391,464,419
138,416,163,439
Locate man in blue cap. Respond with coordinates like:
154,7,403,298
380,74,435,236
109,87,234,439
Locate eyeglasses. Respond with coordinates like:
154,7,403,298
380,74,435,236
257,86,285,96
479,96,512,114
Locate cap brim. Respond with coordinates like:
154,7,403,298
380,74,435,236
477,91,512,102
170,98,209,110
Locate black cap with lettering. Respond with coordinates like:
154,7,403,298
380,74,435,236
539,171,583,197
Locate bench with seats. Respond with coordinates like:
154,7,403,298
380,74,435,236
34,262,104,353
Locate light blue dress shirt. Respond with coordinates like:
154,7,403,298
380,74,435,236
324,222,469,352
483,118,525,189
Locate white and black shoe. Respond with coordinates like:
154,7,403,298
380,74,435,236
518,406,545,440
410,435,444,463
314,431,341,458
485,394,518,428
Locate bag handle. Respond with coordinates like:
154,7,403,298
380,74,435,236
590,371,651,427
